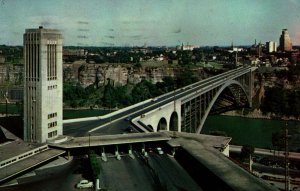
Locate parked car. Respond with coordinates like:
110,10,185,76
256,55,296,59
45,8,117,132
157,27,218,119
156,147,164,155
125,126,134,133
124,117,131,121
76,180,93,189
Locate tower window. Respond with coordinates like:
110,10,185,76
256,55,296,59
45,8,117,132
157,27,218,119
48,130,57,138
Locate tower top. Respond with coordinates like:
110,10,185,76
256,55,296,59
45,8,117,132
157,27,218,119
25,27,61,34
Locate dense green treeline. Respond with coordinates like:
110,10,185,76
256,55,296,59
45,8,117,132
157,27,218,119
261,87,300,117
260,65,300,117
0,45,23,64
63,69,200,108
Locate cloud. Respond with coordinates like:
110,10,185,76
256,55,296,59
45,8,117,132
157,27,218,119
40,21,55,27
77,21,89,25
102,42,114,46
121,17,157,25
78,29,89,32
77,35,88,39
120,34,143,40
28,16,63,28
288,0,297,4
130,35,142,39
105,35,115,39
173,28,181,33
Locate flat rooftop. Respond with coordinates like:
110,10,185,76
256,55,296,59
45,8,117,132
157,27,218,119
0,149,65,183
166,132,278,191
0,127,45,162
0,127,66,184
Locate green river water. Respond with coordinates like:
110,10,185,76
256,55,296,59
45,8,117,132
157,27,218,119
202,115,300,151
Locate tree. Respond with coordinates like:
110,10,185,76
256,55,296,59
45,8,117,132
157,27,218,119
240,145,255,160
240,145,255,171
131,80,152,103
272,131,285,151
162,76,175,91
176,69,198,88
102,83,116,108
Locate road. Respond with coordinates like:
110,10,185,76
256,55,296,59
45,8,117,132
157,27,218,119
230,145,300,190
98,151,202,191
1,151,203,191
230,145,300,161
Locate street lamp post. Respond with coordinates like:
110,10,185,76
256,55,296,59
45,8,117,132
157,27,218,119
5,96,8,117
88,133,91,151
173,84,176,111
284,123,290,191
4,90,8,117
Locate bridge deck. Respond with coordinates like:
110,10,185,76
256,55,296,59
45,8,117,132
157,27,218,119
50,132,172,149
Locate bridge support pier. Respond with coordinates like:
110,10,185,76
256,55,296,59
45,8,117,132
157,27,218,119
128,144,135,159
101,147,107,162
95,178,100,191
115,146,121,160
141,143,148,157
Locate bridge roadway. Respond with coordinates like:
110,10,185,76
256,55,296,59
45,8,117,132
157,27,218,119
63,66,254,136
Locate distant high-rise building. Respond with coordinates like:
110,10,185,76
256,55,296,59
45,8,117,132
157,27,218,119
266,41,277,53
176,44,199,51
23,26,63,143
279,29,292,51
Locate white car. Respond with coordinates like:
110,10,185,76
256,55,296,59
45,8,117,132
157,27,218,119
156,147,164,155
76,180,93,189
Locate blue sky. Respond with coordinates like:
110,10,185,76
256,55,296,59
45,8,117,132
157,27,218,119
1,0,300,46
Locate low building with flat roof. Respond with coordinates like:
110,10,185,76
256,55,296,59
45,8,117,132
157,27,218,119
0,126,65,184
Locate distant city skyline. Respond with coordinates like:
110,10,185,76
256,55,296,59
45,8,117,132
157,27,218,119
1,0,300,46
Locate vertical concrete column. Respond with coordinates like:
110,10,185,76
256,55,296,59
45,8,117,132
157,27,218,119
115,145,121,160
249,70,253,107
95,178,100,191
128,144,135,159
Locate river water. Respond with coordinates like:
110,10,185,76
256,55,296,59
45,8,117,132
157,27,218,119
202,115,300,151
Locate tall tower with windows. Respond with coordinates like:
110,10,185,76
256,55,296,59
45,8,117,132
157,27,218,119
23,26,63,143
279,29,292,52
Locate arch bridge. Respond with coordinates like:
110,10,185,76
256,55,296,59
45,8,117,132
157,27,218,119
132,66,256,134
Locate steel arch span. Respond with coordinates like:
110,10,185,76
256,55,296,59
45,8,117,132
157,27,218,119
180,79,251,134
133,66,255,134
195,80,250,133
